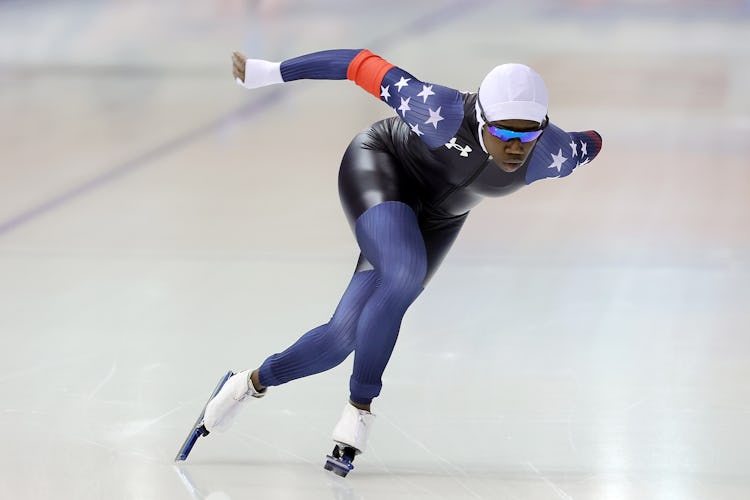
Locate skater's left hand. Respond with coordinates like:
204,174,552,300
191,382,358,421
232,51,247,82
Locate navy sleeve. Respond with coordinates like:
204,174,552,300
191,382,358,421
525,124,603,184
279,49,362,81
377,67,465,149
277,49,465,149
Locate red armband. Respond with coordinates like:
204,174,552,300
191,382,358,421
346,50,396,99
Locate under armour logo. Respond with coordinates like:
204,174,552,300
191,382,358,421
445,138,472,157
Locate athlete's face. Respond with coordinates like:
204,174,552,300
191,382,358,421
482,119,541,173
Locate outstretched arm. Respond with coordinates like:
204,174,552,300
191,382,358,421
231,49,465,148
231,49,360,88
524,124,603,184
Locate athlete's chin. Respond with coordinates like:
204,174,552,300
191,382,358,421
498,161,523,173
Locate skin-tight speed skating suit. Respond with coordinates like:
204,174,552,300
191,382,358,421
250,49,603,405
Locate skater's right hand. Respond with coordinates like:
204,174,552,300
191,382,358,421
232,50,247,83
232,52,282,90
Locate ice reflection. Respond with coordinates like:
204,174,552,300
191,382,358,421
174,465,233,500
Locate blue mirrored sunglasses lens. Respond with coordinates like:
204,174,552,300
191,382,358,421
487,126,543,143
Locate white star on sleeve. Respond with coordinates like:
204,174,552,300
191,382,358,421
547,148,568,173
398,97,411,117
569,140,578,157
394,76,411,92
424,106,444,129
417,84,435,103
409,123,424,136
580,140,588,157
380,85,391,101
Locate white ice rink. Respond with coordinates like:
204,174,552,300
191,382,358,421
1,1,749,499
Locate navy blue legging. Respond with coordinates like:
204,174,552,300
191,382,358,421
257,201,427,404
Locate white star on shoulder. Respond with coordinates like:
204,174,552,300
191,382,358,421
425,106,444,129
548,148,568,173
380,85,391,101
394,76,411,92
398,97,411,117
417,84,435,103
569,140,578,157
580,140,588,157
410,123,424,136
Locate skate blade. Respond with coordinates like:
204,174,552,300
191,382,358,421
324,455,354,477
174,370,234,462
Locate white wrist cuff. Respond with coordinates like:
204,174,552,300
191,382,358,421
236,59,283,89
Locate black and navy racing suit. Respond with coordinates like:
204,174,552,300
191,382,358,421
254,49,603,404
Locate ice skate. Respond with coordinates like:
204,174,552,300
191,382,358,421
324,403,375,477
202,369,266,432
175,369,265,461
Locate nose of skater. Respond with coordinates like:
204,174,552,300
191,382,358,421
505,138,525,154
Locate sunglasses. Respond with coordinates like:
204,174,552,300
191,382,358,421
477,93,548,143
486,125,544,143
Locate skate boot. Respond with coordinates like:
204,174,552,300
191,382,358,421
175,369,266,461
203,369,266,432
324,403,375,477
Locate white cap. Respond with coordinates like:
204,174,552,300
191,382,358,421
478,63,548,124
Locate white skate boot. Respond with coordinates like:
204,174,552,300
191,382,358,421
203,369,265,432
175,369,266,462
324,403,375,477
